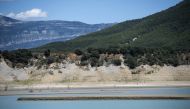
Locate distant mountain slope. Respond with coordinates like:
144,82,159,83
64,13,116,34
0,15,114,50
0,15,19,25
35,0,190,52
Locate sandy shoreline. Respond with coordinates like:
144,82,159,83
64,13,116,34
1,81,190,96
1,81,190,89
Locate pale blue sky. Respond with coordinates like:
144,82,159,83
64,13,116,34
0,0,182,24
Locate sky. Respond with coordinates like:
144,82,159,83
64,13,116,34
0,0,182,24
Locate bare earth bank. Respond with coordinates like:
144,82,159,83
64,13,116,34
0,60,190,95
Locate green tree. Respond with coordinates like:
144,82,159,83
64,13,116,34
124,55,137,69
112,59,122,66
44,49,50,57
74,49,83,55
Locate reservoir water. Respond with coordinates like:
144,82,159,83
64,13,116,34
0,87,190,109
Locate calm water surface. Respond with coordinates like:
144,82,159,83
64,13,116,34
0,87,190,109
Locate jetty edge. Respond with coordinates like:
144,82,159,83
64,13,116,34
17,96,190,101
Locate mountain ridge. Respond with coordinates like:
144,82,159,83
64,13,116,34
0,15,114,50
34,0,190,52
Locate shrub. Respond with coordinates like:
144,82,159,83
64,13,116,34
119,47,127,55
90,57,99,67
81,53,90,61
97,48,106,54
2,49,32,67
90,50,100,59
80,60,88,66
106,47,120,54
74,49,83,55
58,54,66,60
112,59,122,66
167,57,179,67
124,55,137,69
46,57,54,65
44,49,50,57
87,47,96,53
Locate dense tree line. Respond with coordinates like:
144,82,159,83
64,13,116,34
1,49,32,68
75,46,190,69
0,46,189,69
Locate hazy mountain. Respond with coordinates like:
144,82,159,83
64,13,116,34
0,15,19,25
0,15,114,50
35,0,190,52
